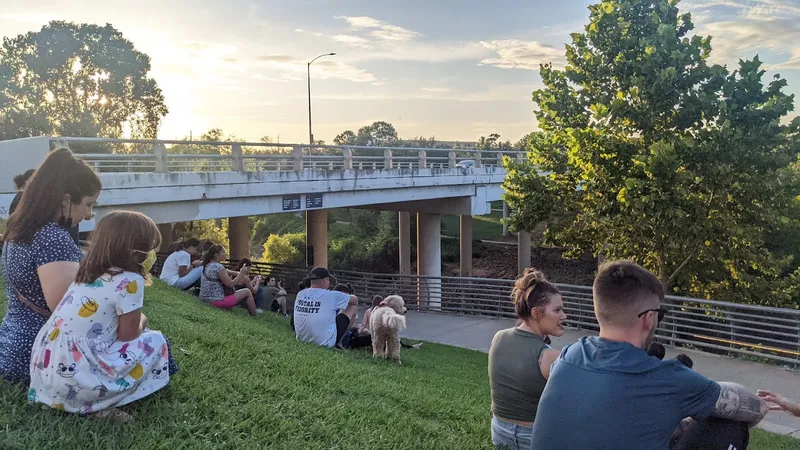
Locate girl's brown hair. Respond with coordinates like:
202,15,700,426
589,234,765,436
76,211,161,284
371,295,383,309
5,148,102,243
202,244,224,268
512,268,560,320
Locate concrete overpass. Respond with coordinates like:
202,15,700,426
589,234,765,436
0,137,534,305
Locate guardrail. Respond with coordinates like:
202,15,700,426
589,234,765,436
48,137,525,174
149,255,800,366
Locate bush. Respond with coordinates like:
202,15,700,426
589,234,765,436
262,232,305,266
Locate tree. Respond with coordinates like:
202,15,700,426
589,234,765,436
504,0,800,305
261,233,304,266
0,21,167,142
477,133,513,150
333,121,399,147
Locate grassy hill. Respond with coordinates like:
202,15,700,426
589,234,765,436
0,281,798,449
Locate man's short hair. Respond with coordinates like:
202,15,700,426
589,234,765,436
593,260,665,327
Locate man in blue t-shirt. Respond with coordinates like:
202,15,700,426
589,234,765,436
530,260,770,450
294,267,358,348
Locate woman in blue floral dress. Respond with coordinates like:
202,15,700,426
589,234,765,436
0,148,101,384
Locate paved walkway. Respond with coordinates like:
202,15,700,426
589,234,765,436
399,310,800,437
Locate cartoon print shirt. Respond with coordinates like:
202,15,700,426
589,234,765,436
28,270,171,414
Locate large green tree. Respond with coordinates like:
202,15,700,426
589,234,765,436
0,21,167,141
503,0,800,305
334,121,398,146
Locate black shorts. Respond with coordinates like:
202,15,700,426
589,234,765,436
335,313,351,344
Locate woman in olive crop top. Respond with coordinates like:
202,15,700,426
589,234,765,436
488,269,567,450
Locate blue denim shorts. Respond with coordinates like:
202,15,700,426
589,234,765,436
491,416,533,450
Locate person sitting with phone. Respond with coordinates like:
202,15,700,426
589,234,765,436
234,259,266,313
263,275,288,315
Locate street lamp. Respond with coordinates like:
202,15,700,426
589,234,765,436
307,52,336,146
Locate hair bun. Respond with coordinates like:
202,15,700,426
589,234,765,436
515,268,547,291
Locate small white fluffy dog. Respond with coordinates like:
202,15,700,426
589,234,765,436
369,295,407,363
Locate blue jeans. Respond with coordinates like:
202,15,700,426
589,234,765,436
172,266,202,290
491,416,532,450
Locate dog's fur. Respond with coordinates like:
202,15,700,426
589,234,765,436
369,295,407,362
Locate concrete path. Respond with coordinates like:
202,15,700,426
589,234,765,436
399,310,800,437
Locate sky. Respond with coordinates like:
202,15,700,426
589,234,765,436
1,0,799,144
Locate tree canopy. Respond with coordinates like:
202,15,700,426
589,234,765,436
0,21,167,141
503,0,800,305
334,121,399,146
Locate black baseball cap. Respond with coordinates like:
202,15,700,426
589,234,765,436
308,267,330,280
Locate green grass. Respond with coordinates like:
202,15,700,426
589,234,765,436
0,281,491,449
1,282,798,449
442,210,504,241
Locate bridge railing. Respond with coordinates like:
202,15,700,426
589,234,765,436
48,137,525,174
149,255,800,365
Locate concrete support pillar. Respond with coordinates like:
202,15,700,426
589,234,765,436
228,216,250,261
417,213,442,309
502,202,510,237
306,209,328,268
398,211,411,275
518,230,531,275
157,223,173,252
460,215,473,277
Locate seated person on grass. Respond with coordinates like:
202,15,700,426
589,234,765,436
233,259,266,313
159,238,202,290
293,267,357,349
263,275,288,315
199,244,260,316
530,260,770,450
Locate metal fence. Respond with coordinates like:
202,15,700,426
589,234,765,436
150,254,800,366
50,137,525,174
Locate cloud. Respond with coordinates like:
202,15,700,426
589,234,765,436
336,16,420,41
683,0,800,66
332,34,371,48
422,87,450,93
255,54,376,83
479,40,564,70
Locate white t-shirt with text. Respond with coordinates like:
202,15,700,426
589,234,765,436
294,288,351,348
159,250,191,286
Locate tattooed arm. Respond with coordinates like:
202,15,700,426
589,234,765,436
711,382,770,426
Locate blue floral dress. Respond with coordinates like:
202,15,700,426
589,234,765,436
0,223,81,384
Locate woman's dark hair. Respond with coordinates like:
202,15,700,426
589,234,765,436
5,148,101,243
181,238,201,249
236,258,253,271
371,294,383,309
512,268,560,320
333,283,352,294
13,169,36,190
646,342,666,360
76,211,161,284
675,354,694,369
202,244,225,268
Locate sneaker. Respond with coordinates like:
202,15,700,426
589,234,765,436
256,309,264,314
411,343,423,350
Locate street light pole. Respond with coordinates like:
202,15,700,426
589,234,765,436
307,52,335,146
306,52,335,267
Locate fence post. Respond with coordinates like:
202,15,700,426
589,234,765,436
343,148,353,170
231,143,244,172
496,152,505,168
154,143,169,173
384,149,393,169
292,146,303,171
474,151,482,168
448,151,457,168
419,150,427,169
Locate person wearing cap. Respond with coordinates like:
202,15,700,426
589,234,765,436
293,267,358,349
